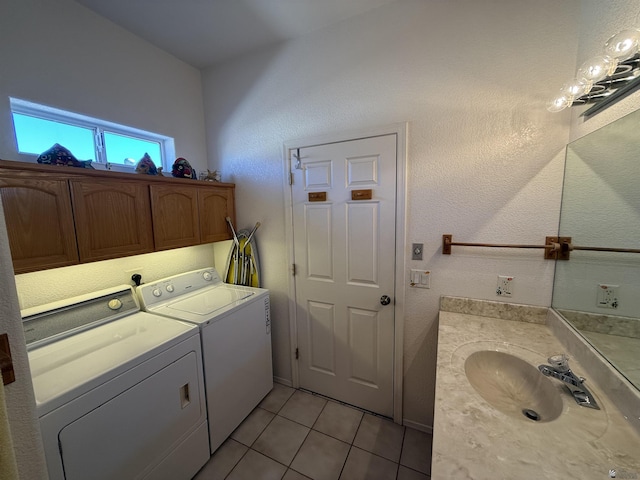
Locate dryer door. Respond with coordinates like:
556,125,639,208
58,351,204,480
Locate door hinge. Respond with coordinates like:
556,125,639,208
295,347,299,360
289,171,293,185
292,263,296,276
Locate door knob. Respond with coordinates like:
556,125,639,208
380,295,391,306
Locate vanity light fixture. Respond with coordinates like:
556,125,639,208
548,28,640,113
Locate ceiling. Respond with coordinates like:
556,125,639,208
75,0,399,69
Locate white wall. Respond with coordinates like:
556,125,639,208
0,0,208,173
202,0,581,428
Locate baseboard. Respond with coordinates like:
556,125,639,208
403,418,433,434
273,376,293,387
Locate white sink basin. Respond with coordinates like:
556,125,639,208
464,350,563,422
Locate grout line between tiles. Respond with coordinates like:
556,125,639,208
298,387,394,421
224,386,431,480
223,442,250,480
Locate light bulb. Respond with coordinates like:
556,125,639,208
603,28,640,62
577,55,619,84
546,94,572,112
561,79,592,98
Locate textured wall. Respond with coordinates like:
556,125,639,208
0,0,208,172
203,0,580,427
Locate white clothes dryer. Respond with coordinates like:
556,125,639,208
23,285,209,480
137,267,273,453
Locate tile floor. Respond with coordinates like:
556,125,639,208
194,383,432,480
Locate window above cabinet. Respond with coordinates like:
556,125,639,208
9,97,175,172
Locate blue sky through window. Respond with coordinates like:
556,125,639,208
13,113,95,160
104,132,161,166
13,113,163,166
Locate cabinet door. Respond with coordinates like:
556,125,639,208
70,179,154,262
0,176,78,273
199,186,235,243
150,185,200,251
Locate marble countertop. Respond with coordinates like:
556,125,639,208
432,298,640,480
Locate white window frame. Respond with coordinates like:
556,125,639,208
9,97,175,172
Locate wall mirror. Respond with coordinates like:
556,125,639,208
552,108,640,391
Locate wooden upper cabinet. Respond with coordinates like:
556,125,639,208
70,178,154,263
0,160,236,272
150,184,235,249
0,174,79,274
199,186,235,243
150,184,200,250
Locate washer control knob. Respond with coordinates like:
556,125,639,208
152,288,162,297
202,271,213,281
108,298,122,310
166,284,175,293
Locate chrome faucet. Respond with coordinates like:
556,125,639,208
538,354,600,410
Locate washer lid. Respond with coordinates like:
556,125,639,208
165,287,254,316
29,311,197,416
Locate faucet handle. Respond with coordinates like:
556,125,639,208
547,354,570,372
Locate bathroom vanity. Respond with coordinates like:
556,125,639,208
432,296,640,479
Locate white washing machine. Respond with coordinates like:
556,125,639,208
23,285,210,480
137,267,273,453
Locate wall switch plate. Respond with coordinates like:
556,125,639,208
410,269,430,288
411,243,423,260
496,275,513,297
597,284,619,309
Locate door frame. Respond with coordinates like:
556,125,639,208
282,123,408,424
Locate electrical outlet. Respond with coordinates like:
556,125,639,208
496,275,513,297
125,267,144,286
597,284,619,309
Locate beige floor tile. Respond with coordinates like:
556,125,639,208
397,465,430,480
290,431,350,480
260,383,296,413
339,446,398,480
226,449,287,480
399,428,432,475
253,415,310,465
353,414,405,463
231,407,275,446
193,438,247,480
283,469,313,480
279,390,327,427
312,401,363,443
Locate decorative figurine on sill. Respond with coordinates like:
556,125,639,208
202,169,221,182
135,153,163,175
37,143,94,169
171,157,197,179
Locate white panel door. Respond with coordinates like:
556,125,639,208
292,134,397,417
